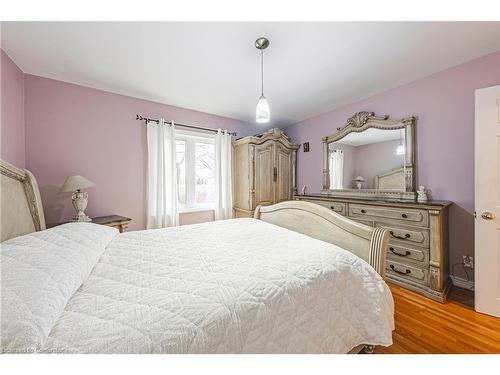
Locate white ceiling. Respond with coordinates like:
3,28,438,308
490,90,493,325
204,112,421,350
1,22,499,127
336,128,402,146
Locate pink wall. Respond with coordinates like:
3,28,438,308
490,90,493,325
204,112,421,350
285,51,500,280
24,75,260,230
1,50,25,167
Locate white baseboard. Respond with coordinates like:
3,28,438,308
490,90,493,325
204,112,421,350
450,275,475,291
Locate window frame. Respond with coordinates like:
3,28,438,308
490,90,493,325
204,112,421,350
175,129,216,213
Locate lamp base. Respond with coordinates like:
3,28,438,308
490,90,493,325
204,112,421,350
71,190,92,222
70,213,92,222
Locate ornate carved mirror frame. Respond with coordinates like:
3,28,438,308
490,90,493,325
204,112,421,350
322,111,417,201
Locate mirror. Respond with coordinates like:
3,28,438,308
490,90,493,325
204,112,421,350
328,128,405,190
322,112,416,200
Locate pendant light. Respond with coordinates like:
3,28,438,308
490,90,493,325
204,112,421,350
255,37,270,124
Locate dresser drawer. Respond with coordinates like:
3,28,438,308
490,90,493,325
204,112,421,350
386,260,428,285
298,199,346,216
377,222,430,248
349,204,428,227
387,243,429,265
316,201,346,215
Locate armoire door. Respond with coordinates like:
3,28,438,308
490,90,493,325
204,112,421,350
275,143,293,203
253,141,275,208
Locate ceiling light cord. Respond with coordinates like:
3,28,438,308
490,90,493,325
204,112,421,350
261,49,264,97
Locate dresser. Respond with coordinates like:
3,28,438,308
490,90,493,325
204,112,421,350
295,194,452,302
233,128,300,218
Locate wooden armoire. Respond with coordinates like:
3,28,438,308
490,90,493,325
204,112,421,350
233,128,300,218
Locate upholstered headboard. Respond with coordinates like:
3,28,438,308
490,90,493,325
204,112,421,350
374,166,405,190
0,159,46,242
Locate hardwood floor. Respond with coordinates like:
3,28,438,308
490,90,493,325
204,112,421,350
374,283,500,354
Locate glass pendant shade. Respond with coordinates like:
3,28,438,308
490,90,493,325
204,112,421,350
256,95,270,123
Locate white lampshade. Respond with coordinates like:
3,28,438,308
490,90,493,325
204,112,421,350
354,176,365,182
60,175,96,193
256,95,270,124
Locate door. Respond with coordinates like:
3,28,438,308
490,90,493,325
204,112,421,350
253,141,275,208
275,143,293,203
475,85,500,318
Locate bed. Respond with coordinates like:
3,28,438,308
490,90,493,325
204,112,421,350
0,159,394,354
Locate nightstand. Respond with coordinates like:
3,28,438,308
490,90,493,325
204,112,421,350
92,215,131,233
47,215,132,233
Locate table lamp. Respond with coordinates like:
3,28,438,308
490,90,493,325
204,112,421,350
354,176,365,190
60,175,95,222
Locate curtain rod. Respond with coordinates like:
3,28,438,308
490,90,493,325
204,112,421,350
136,115,237,136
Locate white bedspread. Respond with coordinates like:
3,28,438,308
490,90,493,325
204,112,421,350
2,219,394,354
1,223,118,352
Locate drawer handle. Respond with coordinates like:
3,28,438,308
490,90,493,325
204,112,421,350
401,213,408,218
390,231,411,240
389,247,411,257
390,264,411,275
360,209,366,214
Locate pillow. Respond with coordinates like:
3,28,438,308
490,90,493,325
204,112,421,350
1,223,118,353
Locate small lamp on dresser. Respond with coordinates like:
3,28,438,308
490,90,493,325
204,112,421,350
60,175,95,222
354,176,365,190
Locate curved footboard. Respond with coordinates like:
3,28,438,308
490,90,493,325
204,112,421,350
254,201,389,277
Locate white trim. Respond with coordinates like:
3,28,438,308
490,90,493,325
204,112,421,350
450,275,475,291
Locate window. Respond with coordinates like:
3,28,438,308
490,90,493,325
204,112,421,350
195,142,215,204
175,131,215,212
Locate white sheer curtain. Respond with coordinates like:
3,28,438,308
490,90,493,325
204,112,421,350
330,149,344,189
146,119,179,228
214,129,233,220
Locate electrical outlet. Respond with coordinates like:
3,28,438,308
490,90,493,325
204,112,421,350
463,255,474,268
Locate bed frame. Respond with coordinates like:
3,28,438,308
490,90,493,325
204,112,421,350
254,201,389,277
0,159,46,242
0,159,389,353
